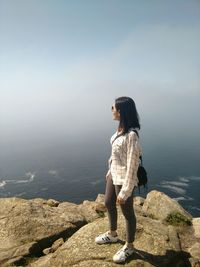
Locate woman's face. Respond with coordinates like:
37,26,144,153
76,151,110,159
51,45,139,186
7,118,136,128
111,103,120,121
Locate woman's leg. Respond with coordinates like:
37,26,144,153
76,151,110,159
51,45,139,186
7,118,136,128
115,186,136,245
104,176,118,234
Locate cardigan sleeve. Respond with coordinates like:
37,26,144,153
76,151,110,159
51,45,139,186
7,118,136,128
118,131,140,201
108,155,112,170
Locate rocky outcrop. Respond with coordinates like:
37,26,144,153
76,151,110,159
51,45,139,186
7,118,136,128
142,190,193,221
0,197,104,266
0,190,199,267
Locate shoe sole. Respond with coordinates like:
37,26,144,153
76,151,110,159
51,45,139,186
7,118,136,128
95,239,118,244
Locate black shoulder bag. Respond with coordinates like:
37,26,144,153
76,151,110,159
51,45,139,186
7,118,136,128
131,130,148,194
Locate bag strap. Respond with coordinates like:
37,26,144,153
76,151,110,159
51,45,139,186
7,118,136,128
110,132,124,166
111,132,124,145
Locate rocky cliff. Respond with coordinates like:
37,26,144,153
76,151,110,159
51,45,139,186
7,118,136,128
0,190,199,267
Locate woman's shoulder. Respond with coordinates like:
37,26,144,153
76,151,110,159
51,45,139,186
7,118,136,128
126,128,139,141
127,127,139,135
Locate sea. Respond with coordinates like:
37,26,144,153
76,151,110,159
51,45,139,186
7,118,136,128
0,130,200,218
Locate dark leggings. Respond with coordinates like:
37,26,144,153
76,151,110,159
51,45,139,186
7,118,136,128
104,176,136,243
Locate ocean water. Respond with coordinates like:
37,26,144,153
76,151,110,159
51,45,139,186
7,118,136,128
0,131,200,218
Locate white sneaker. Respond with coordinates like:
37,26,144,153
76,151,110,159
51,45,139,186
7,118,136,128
95,231,118,244
113,245,135,263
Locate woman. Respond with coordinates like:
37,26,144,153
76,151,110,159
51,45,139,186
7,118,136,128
95,96,142,263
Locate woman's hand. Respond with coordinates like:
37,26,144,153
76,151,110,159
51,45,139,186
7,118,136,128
116,195,125,205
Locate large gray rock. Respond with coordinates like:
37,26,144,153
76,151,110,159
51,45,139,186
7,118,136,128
0,197,103,266
0,190,199,267
142,190,193,221
29,207,190,267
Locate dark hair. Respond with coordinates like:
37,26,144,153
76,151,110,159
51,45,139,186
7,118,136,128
115,96,140,134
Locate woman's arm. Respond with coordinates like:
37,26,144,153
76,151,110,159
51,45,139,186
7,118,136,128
118,132,141,201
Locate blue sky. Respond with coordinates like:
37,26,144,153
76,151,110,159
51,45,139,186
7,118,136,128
0,0,200,143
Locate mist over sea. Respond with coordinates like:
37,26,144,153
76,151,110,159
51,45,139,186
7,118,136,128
1,126,200,217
